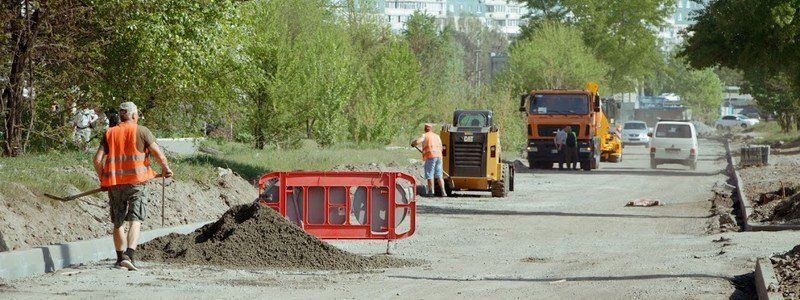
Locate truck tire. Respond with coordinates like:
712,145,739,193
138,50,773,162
491,165,509,197
581,159,591,171
527,159,535,169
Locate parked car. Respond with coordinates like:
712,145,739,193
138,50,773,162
649,121,698,170
715,114,759,129
620,121,650,146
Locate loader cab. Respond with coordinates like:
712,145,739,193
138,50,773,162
452,110,493,129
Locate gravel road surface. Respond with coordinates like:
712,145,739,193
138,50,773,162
6,139,800,299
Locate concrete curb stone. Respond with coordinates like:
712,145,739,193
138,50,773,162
0,222,209,280
755,258,784,300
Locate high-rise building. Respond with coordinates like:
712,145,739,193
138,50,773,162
658,0,709,51
377,0,527,35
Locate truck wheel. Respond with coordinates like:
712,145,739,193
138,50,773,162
740,123,748,129
491,165,509,197
608,155,620,163
581,159,591,171
527,159,535,169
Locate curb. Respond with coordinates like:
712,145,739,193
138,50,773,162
755,258,784,300
725,141,800,231
0,222,208,280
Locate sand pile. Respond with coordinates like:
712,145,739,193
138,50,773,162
772,245,800,298
139,203,413,270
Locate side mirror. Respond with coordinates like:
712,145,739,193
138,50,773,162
519,95,527,112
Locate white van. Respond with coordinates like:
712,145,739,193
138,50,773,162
648,121,698,170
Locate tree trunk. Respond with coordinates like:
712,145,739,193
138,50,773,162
2,1,44,157
253,96,265,149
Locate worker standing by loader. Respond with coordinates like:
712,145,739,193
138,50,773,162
93,102,172,271
411,124,446,197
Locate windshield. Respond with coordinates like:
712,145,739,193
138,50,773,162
655,124,692,138
530,94,589,115
623,123,646,130
456,113,488,127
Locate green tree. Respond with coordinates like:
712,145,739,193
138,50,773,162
519,0,671,92
682,0,800,131
504,22,608,91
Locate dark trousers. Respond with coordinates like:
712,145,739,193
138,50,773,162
560,146,578,170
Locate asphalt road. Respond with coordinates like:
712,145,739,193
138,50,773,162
6,139,800,299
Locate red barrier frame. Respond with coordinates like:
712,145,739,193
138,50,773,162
256,171,416,240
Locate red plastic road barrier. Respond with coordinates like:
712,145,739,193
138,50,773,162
256,171,416,240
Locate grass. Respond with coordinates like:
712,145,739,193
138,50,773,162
748,121,800,145
184,140,418,182
0,141,417,197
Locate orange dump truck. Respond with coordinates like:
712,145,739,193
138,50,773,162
518,83,621,171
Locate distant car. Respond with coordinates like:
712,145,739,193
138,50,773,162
649,121,698,170
715,114,759,129
620,121,650,146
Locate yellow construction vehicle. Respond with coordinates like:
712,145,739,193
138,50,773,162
438,110,514,197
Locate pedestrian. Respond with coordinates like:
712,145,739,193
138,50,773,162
554,127,566,169
93,102,172,271
71,104,98,147
561,126,579,170
411,123,446,197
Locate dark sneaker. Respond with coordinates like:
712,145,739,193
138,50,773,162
119,255,138,271
113,261,126,270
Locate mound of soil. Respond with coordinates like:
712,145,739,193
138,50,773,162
138,203,413,270
771,245,800,298
332,161,424,183
0,167,255,251
707,181,739,233
736,146,800,224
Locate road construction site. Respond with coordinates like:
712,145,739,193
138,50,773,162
5,139,800,299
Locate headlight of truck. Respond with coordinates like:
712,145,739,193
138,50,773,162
529,147,538,152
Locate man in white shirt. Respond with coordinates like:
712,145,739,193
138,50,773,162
72,105,99,145
554,128,566,151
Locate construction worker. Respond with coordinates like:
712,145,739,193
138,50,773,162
93,102,172,271
411,123,446,197
561,126,579,170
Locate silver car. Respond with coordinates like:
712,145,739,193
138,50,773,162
621,121,650,146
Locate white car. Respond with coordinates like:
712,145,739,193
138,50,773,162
649,121,698,170
715,114,759,129
620,121,650,146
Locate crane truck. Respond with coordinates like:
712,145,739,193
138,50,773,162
519,82,622,171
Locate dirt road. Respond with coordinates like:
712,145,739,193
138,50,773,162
6,139,800,299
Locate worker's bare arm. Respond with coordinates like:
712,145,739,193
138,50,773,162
148,143,173,178
93,147,105,179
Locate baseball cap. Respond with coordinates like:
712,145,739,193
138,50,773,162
424,123,433,129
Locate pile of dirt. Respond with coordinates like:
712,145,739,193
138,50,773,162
139,203,413,270
737,146,800,224
692,121,717,138
332,161,424,183
771,245,800,298
0,167,256,251
707,181,739,233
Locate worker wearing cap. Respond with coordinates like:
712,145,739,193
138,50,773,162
93,102,172,271
411,124,446,196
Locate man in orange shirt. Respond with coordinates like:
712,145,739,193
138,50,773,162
93,102,172,271
411,124,445,197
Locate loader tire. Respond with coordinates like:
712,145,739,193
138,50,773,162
491,165,510,198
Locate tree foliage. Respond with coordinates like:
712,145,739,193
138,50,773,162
505,22,608,91
519,0,671,92
682,0,800,131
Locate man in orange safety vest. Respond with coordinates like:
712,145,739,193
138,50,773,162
411,123,446,197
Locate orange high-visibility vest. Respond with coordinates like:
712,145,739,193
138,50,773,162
422,131,443,160
100,122,156,187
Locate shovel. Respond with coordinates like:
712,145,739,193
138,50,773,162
43,174,164,202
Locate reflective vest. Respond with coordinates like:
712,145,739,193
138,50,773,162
100,122,156,187
422,131,443,160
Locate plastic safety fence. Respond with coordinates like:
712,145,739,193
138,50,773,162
256,171,416,240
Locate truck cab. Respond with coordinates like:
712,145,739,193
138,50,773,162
519,89,603,170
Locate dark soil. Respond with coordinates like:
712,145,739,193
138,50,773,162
736,144,800,224
771,245,800,298
139,203,415,270
707,180,740,233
